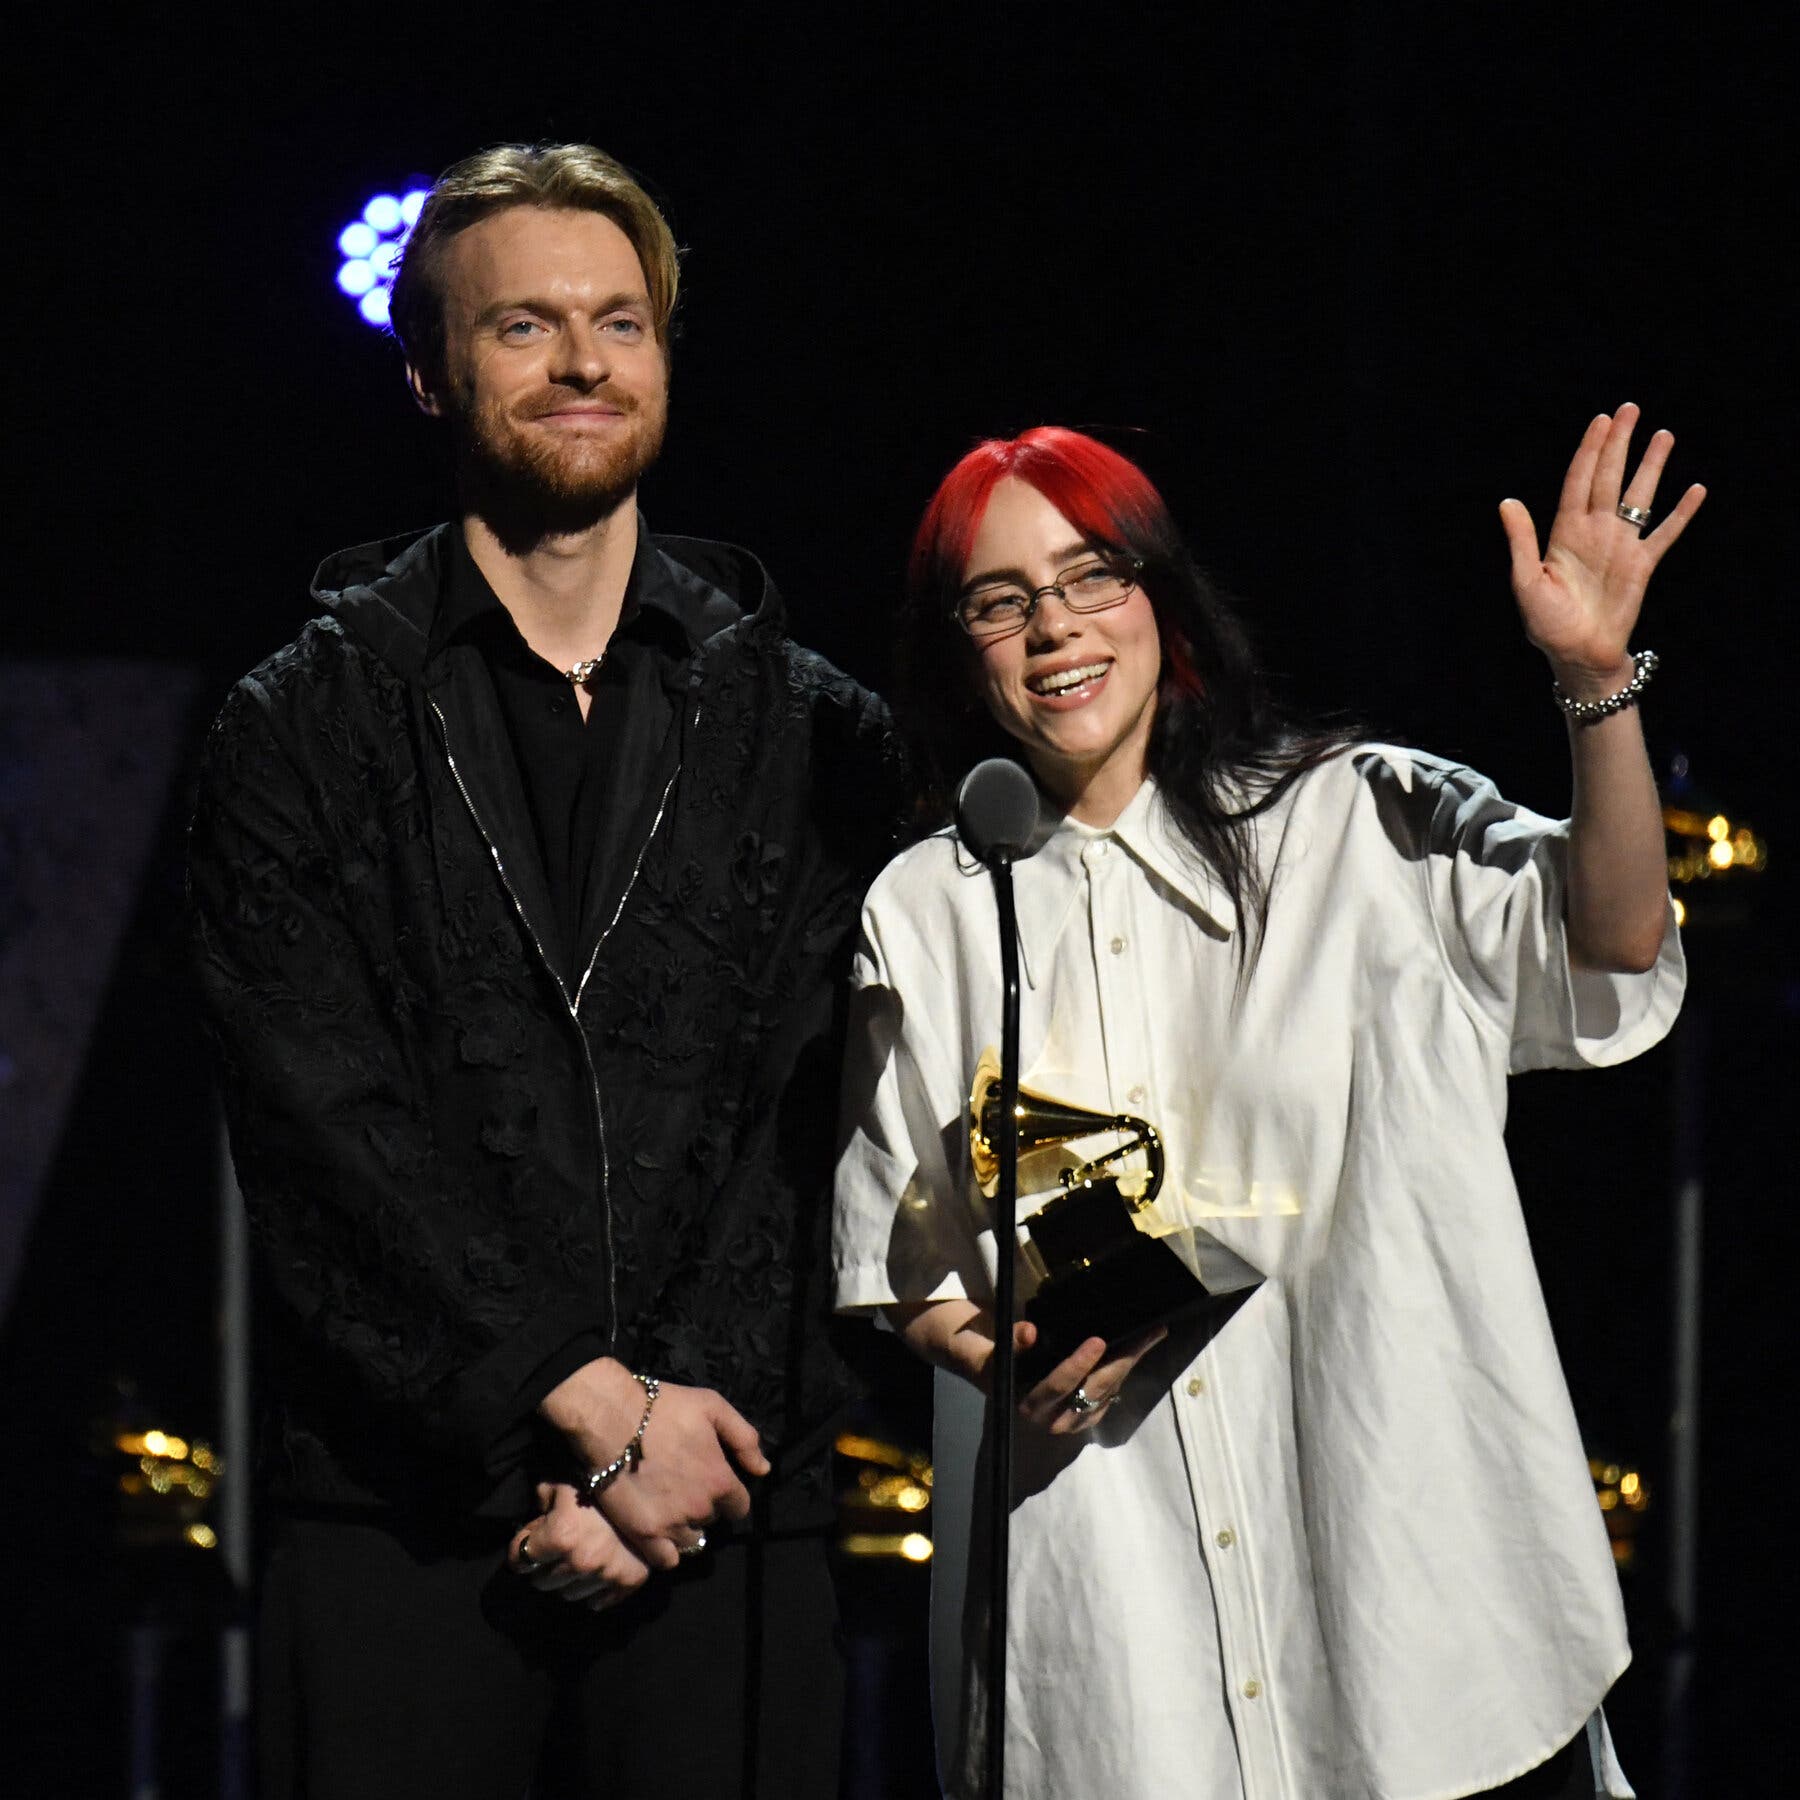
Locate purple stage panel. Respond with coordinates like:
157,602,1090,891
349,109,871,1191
0,659,202,1322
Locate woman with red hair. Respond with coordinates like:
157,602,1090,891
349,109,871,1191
835,416,1701,1797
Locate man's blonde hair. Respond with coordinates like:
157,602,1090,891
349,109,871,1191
390,142,680,394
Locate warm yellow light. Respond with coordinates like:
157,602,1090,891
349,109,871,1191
839,1530,935,1561
863,1473,931,1512
1602,1464,1620,1485
1707,814,1730,841
139,1430,190,1461
1672,897,1687,926
1708,840,1734,869
1620,1472,1640,1498
185,1524,218,1550
1598,1489,1619,1511
190,1445,218,1472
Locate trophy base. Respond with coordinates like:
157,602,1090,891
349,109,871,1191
1018,1233,1213,1390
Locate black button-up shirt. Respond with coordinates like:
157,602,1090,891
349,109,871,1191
433,520,708,987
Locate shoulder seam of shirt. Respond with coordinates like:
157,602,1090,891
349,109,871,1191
1390,755,1519,1054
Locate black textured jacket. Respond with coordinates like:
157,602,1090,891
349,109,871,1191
190,524,902,1521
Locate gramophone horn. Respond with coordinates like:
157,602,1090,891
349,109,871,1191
967,1047,1164,1210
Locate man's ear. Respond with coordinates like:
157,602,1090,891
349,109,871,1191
405,361,446,418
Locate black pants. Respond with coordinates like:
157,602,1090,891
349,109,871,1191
1470,1728,1598,1798
258,1514,846,1800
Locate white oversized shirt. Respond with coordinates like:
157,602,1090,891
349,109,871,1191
833,749,1682,1800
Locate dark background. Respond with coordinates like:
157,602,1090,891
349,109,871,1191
5,4,1794,1792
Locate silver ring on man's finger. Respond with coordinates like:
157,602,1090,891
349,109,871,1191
679,1531,709,1558
1067,1386,1101,1416
515,1533,541,1573
1616,501,1652,529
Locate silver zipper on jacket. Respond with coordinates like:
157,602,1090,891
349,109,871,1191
571,746,684,1329
572,702,696,1015
429,694,678,1349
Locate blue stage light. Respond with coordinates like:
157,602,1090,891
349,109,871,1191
362,193,404,234
335,184,424,329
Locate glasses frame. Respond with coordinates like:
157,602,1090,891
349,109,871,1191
951,553,1146,642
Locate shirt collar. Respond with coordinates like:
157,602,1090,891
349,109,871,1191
429,512,704,661
1006,777,1239,989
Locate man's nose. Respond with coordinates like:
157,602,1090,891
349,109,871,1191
549,318,610,387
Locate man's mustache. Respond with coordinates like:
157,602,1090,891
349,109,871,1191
516,390,640,420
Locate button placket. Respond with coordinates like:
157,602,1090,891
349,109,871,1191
1169,1364,1285,1796
1089,845,1154,1120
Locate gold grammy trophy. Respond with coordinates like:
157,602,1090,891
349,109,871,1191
968,1049,1212,1387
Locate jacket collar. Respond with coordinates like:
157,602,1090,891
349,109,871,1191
310,516,771,681
980,778,1237,989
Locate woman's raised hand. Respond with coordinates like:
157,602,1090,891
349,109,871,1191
1498,403,1705,696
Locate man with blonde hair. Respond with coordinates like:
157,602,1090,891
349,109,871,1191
191,142,898,1798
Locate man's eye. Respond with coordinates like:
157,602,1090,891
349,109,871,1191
500,319,542,339
603,316,646,339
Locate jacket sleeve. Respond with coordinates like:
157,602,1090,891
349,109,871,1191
188,678,605,1468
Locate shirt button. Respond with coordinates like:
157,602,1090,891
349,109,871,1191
548,695,569,714
1126,1084,1146,1105
1215,1527,1236,1549
1185,1377,1205,1397
1109,935,1127,955
1242,1678,1262,1700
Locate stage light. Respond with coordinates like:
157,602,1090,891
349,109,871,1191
335,184,428,329
363,193,404,234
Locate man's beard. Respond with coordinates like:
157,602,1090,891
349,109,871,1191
450,383,667,551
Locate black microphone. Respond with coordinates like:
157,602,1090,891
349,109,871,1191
953,754,1041,1800
955,757,1040,863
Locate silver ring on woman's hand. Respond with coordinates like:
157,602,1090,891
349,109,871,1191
1616,501,1652,529
1067,1387,1101,1416
679,1531,708,1557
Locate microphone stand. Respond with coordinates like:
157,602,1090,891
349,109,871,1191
982,851,1022,1800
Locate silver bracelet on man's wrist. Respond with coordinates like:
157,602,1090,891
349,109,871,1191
1553,648,1659,724
580,1371,660,1502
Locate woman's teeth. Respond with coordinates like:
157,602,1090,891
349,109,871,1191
1029,661,1109,697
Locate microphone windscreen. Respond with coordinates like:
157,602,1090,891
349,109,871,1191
956,758,1041,861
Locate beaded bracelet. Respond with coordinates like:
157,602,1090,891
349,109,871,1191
580,1372,661,1503
1553,649,1659,724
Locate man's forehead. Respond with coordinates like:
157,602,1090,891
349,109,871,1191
443,206,649,303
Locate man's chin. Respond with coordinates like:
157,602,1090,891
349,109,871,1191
457,434,661,551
